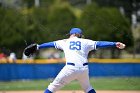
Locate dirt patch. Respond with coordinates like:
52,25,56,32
0,90,140,93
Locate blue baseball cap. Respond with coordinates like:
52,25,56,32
69,28,82,35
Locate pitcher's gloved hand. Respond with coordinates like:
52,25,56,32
24,43,38,57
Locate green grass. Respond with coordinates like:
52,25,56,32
90,77,140,90
0,77,140,91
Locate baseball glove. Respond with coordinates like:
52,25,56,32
24,43,37,57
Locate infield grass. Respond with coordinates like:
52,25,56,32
0,77,140,91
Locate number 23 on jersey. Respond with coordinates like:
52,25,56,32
69,41,81,50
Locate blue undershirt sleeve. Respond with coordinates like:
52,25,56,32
96,41,117,48
38,42,55,49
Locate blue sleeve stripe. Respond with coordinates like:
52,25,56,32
94,41,97,50
38,42,55,49
96,41,116,48
54,42,58,49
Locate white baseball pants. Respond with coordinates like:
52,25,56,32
47,65,93,93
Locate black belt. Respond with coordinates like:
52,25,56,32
67,62,88,66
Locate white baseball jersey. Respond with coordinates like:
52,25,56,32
54,37,97,66
47,37,97,93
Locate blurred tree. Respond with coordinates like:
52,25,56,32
21,0,34,8
0,7,51,58
133,26,140,54
46,0,76,41
40,0,55,8
0,8,26,57
77,3,133,58
24,7,49,43
22,0,55,8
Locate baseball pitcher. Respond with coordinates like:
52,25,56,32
24,28,125,93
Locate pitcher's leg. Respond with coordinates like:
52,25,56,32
78,69,96,93
88,89,96,93
44,89,52,93
44,66,76,93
